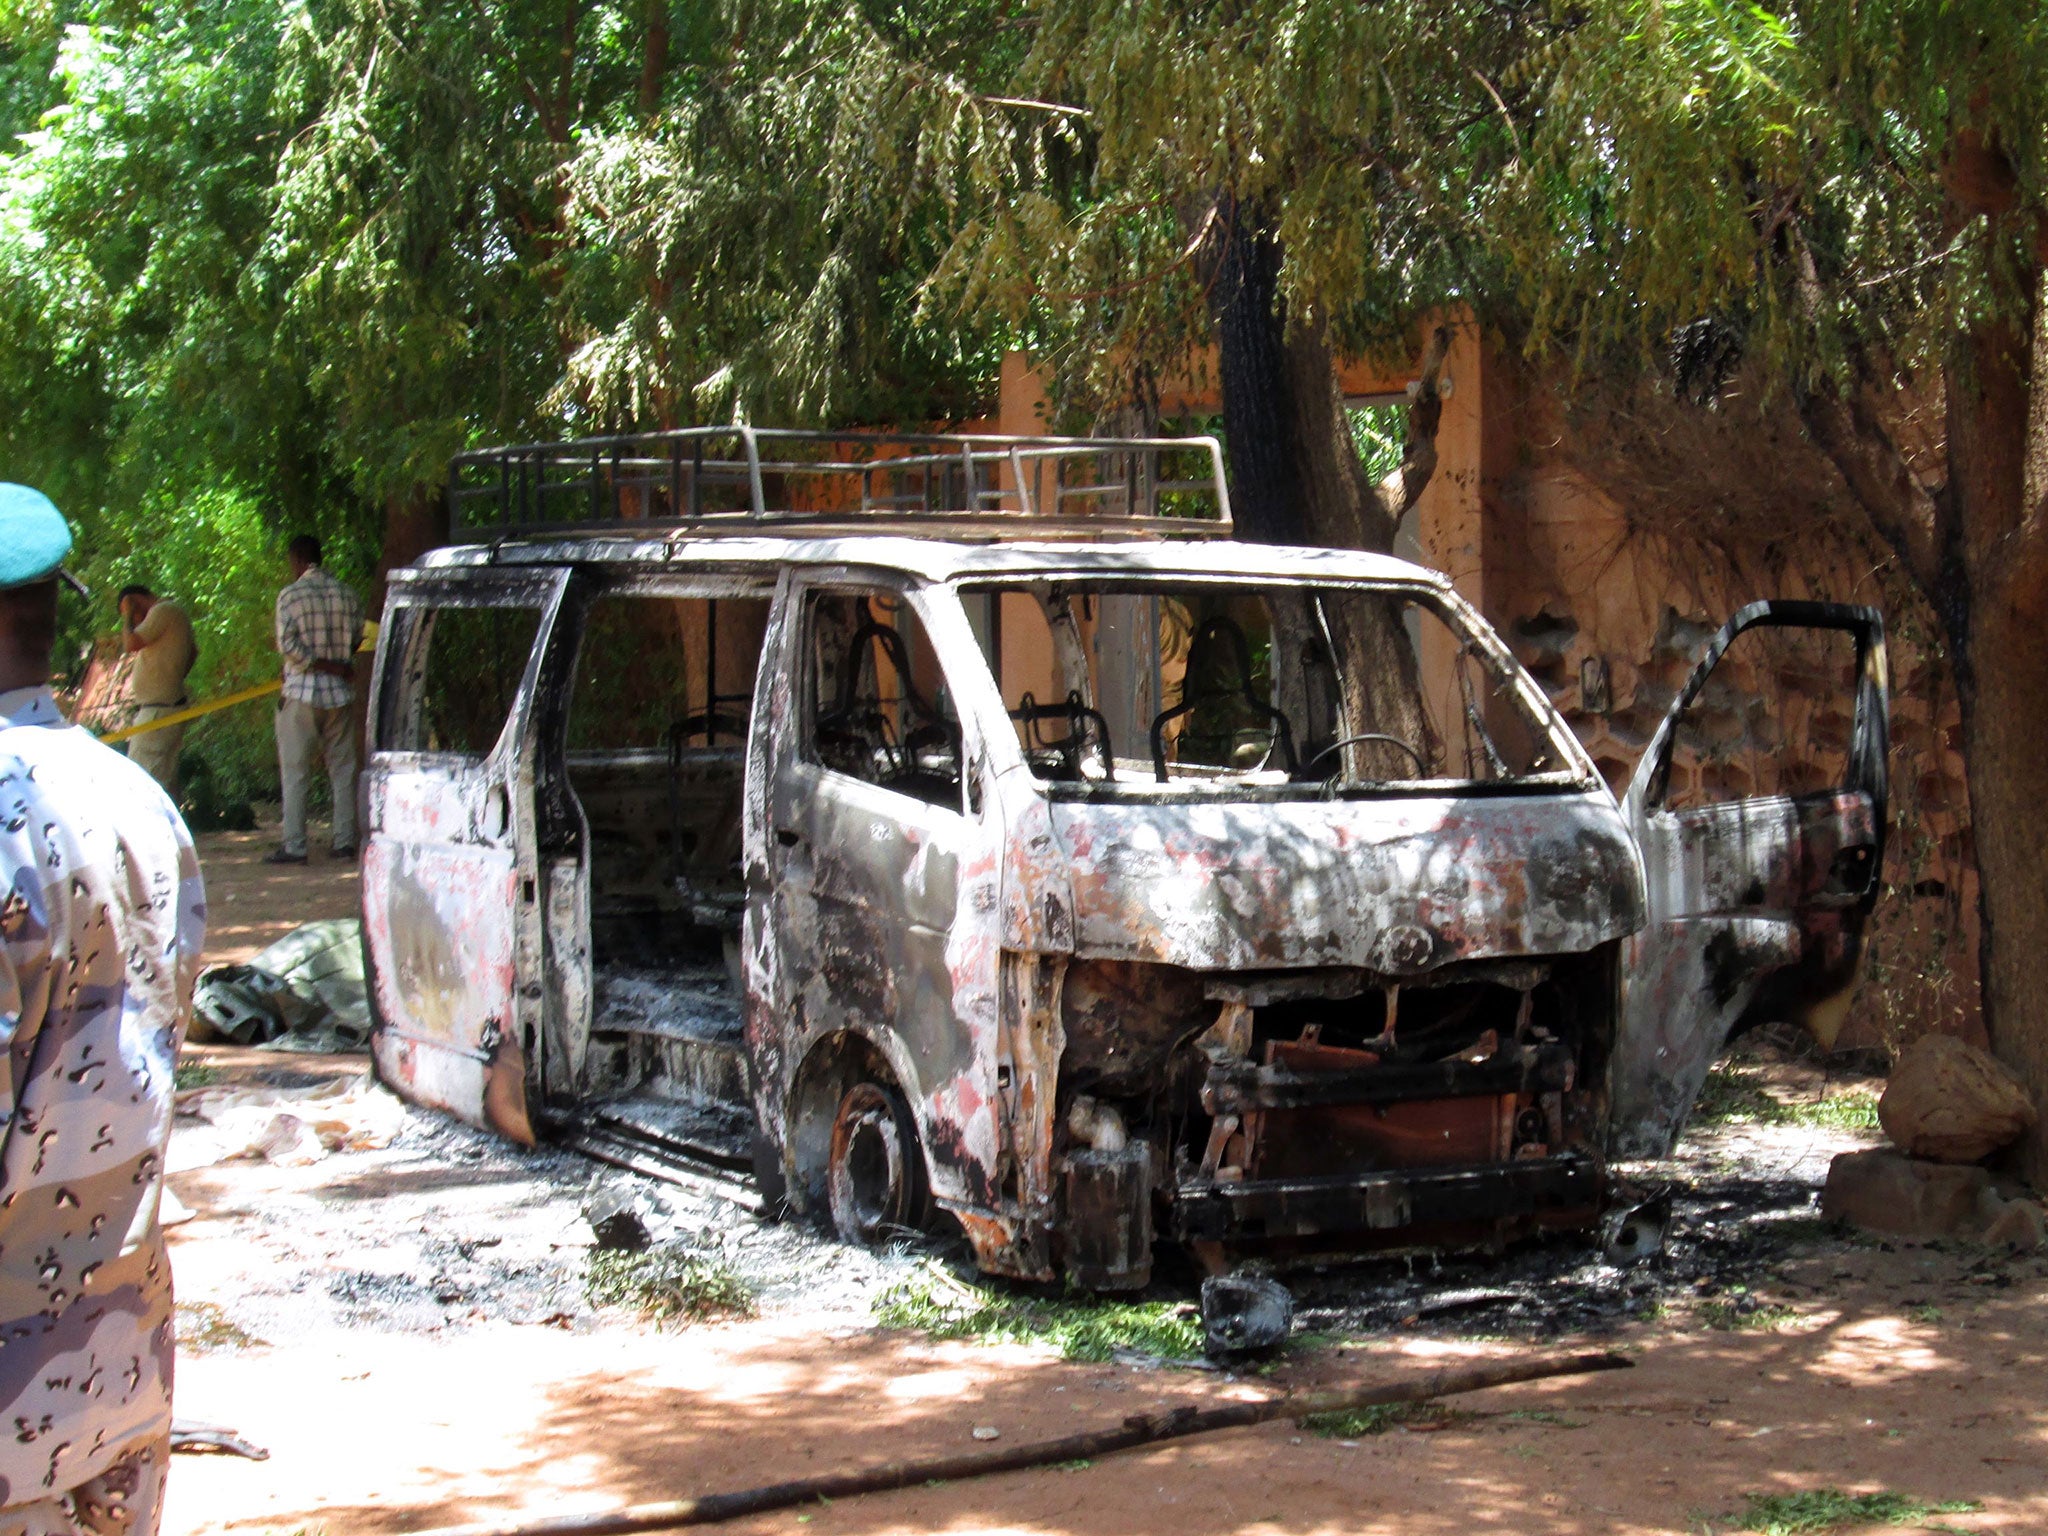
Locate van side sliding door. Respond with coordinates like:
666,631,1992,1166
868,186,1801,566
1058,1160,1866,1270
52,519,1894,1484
362,567,570,1142
1610,600,1889,1156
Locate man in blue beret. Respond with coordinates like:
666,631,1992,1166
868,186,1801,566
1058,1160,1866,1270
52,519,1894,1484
0,484,206,1536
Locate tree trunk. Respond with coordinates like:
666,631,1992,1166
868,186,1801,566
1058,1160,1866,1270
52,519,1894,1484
1960,592,2048,1179
1946,299,2048,1180
639,0,669,116
1209,209,1303,545
1204,201,1435,775
378,487,448,607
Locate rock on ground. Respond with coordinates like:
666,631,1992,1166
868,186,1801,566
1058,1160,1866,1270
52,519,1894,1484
1878,1033,2036,1164
1821,1148,1993,1240
1981,1194,2048,1252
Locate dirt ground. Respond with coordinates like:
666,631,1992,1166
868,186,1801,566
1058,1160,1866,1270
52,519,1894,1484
162,831,2048,1536
198,817,361,966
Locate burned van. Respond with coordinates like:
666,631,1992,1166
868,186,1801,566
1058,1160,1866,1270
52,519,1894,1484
361,430,1887,1289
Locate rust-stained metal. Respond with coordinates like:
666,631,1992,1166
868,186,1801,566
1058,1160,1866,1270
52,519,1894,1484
359,437,1891,1287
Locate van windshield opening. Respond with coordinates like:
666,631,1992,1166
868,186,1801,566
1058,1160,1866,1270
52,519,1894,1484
957,581,1571,792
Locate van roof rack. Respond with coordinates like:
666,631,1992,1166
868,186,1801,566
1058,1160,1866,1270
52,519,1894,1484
448,427,1232,541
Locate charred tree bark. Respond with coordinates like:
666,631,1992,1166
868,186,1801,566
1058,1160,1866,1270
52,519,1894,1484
1209,212,1303,545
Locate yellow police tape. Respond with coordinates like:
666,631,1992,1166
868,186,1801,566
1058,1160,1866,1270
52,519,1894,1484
96,680,283,743
94,623,379,744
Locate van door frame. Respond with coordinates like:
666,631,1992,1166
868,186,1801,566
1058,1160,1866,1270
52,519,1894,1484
1610,599,1889,1156
362,565,570,1142
745,571,1012,1234
536,564,779,1106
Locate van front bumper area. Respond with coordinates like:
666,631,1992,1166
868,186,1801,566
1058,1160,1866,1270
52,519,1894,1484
1170,1152,1605,1247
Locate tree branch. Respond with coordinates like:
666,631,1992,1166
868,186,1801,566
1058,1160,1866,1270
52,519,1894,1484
1783,216,1947,603
1386,323,1453,522
1797,376,1945,602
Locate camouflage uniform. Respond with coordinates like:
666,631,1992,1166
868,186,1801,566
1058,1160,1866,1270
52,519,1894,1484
0,686,205,1534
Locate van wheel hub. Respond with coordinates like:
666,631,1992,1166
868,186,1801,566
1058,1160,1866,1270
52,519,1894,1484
828,1081,921,1244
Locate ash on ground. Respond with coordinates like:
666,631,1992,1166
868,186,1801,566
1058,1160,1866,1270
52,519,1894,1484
168,1030,1888,1351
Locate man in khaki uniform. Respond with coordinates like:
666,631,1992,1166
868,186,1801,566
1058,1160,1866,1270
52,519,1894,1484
116,586,196,793
0,486,206,1536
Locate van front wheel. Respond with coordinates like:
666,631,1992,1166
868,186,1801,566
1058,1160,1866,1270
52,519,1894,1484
827,1080,929,1245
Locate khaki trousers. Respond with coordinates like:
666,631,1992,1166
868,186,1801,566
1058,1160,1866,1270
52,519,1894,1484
123,705,186,795
276,696,358,855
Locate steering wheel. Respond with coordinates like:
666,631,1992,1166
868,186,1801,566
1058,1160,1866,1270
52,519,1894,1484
1307,733,1430,780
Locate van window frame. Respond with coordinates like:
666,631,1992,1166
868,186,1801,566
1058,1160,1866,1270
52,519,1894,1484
371,570,569,766
794,578,975,822
945,570,1599,798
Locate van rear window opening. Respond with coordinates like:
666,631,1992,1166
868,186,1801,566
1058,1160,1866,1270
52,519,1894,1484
958,582,1568,791
385,603,545,756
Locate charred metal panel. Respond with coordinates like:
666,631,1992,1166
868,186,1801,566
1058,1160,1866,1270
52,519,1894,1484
541,855,593,1095
363,808,532,1143
1063,1146,1152,1289
983,951,1065,1278
740,573,799,1161
1059,959,1212,1097
1203,1047,1574,1113
1611,602,1888,1157
1173,1154,1602,1245
1048,795,1644,972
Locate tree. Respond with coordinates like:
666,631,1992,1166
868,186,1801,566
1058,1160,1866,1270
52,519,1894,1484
550,0,1021,430
1507,0,2048,1174
917,1,1541,550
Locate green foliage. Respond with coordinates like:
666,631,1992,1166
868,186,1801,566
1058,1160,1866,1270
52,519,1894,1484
1698,1293,1800,1332
173,1059,222,1090
1299,1400,1455,1438
1694,1061,1880,1133
1348,404,1406,492
1730,1489,1980,1535
913,2,1545,414
1510,1,2048,389
583,1244,757,1327
873,1259,1202,1362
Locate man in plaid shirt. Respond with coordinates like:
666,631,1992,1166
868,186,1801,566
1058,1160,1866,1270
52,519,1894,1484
267,534,365,864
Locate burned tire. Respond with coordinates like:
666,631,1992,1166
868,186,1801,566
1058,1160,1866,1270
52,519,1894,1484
827,1079,929,1245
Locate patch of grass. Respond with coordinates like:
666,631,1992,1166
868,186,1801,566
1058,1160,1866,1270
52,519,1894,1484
1699,1292,1801,1332
872,1261,1201,1362
1731,1488,1980,1534
1696,1065,1783,1124
174,1060,222,1090
1300,1400,1462,1438
584,1245,757,1327
1695,1064,1880,1132
176,1300,264,1351
1786,1092,1883,1132
1908,1304,1944,1325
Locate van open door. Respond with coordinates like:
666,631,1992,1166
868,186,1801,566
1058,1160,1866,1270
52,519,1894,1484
362,568,569,1143
1609,600,1889,1156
